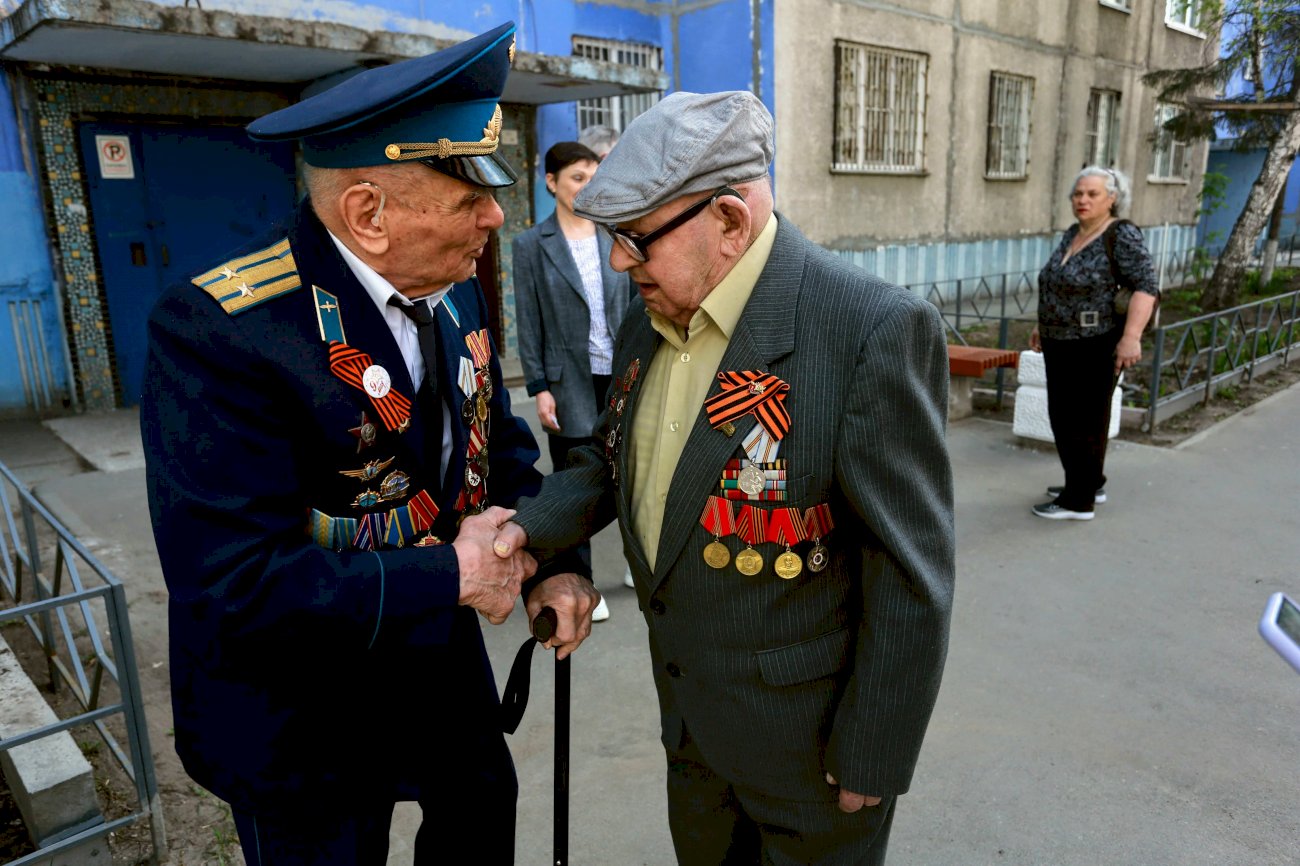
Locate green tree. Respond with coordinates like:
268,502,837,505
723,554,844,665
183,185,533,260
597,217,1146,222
1145,0,1300,310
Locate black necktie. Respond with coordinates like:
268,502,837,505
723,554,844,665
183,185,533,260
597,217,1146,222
389,296,445,469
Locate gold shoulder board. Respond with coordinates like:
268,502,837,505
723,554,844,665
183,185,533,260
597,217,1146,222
192,238,301,315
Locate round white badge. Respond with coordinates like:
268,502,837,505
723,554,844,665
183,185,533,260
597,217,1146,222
362,365,391,399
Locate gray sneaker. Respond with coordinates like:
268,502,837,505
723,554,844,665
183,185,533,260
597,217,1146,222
1032,501,1095,521
1046,485,1106,504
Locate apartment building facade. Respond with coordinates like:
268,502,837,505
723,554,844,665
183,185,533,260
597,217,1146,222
0,0,1206,415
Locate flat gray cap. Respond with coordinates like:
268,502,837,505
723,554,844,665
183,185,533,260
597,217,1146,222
573,90,774,224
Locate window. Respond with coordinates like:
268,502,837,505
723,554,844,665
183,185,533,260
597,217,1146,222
1099,0,1132,10
833,41,928,173
572,36,662,133
1085,89,1121,168
986,72,1034,179
1151,102,1189,179
1166,0,1203,32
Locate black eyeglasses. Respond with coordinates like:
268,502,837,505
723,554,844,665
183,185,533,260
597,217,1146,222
602,186,741,263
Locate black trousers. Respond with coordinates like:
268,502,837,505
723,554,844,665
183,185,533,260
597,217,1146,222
545,373,612,576
666,728,896,865
1041,328,1122,512
231,731,517,865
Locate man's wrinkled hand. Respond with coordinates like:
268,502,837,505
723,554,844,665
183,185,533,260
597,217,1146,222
825,772,882,813
492,520,530,559
453,506,537,625
524,573,599,661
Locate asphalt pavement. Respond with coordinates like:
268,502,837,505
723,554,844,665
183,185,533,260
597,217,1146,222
1,382,1297,866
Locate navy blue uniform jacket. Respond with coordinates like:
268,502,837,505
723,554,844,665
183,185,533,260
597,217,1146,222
141,200,546,812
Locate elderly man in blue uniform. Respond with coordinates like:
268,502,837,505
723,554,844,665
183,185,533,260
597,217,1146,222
496,91,956,863
140,23,597,865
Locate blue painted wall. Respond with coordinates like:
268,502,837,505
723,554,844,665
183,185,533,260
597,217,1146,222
0,72,67,413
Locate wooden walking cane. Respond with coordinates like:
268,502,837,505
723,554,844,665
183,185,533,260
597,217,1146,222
532,607,570,866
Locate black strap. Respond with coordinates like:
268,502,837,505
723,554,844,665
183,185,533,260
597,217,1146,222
1101,218,1135,292
500,634,541,734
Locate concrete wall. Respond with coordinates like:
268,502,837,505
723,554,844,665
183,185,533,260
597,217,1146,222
773,0,1208,287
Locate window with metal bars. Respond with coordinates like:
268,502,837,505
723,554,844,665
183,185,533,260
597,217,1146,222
1151,102,1189,179
833,41,928,173
1165,0,1203,32
985,72,1033,179
1085,89,1121,168
571,36,662,133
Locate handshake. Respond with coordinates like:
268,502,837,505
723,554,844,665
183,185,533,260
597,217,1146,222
451,506,600,659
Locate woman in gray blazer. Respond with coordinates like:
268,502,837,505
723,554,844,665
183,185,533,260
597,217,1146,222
513,141,633,619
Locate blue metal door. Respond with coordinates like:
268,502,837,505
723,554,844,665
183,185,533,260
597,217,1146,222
79,121,296,404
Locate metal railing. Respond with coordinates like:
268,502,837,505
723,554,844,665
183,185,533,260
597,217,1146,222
912,247,1300,428
1142,289,1300,430
0,460,164,865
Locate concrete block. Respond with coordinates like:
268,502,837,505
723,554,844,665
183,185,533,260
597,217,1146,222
1013,367,1123,442
0,635,104,851
949,376,975,421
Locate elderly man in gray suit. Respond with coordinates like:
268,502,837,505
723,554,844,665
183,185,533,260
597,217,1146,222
506,91,955,864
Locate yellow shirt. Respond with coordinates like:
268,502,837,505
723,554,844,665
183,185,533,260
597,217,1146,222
629,215,779,569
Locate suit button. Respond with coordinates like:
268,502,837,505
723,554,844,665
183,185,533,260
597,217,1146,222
666,662,682,678
649,599,666,615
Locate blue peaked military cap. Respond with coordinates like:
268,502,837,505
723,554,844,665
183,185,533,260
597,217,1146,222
247,21,518,187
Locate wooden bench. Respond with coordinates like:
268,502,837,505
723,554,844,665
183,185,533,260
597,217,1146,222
947,345,1019,420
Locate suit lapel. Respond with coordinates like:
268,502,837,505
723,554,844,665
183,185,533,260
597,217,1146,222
538,216,586,304
651,218,808,584
613,314,661,571
434,288,472,506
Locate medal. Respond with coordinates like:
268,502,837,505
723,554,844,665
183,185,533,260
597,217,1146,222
703,541,731,569
413,533,443,547
461,397,476,424
802,504,835,574
349,412,378,453
768,507,809,580
774,549,803,579
735,504,768,576
466,466,482,488
378,470,410,502
476,393,489,422
699,497,736,570
735,547,764,575
737,464,765,496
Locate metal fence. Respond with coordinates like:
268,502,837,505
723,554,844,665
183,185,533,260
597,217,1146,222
914,247,1297,428
0,460,164,865
1143,289,1300,430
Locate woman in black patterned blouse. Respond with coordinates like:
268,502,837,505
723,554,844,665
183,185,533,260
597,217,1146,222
1028,167,1158,520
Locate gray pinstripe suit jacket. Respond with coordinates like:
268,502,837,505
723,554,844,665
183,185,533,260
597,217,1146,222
514,217,955,802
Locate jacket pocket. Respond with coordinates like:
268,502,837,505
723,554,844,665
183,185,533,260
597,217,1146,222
545,361,564,383
756,627,851,687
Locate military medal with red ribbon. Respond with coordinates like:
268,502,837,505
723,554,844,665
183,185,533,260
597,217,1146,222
768,507,808,579
803,503,834,573
698,495,736,569
329,342,412,431
734,504,767,576
455,328,494,516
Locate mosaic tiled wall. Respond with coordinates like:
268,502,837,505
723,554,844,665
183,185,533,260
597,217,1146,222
495,102,536,360
32,76,290,411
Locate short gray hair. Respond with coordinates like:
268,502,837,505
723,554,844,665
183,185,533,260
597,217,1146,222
1073,165,1130,215
577,124,619,157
